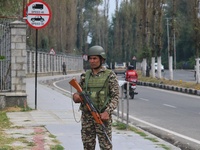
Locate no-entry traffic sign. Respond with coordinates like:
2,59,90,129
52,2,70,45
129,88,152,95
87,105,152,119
25,0,51,29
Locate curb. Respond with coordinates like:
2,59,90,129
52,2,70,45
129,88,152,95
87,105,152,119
137,81,200,96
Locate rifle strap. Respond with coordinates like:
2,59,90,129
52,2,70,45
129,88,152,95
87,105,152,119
85,70,91,91
70,84,81,123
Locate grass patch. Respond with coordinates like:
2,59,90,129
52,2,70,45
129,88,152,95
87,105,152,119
158,144,171,150
138,71,200,90
137,71,200,90
50,144,64,150
0,106,62,149
3,106,32,112
0,106,33,149
112,121,147,137
145,137,159,142
49,134,61,145
129,126,147,137
0,111,13,149
49,134,57,138
0,111,11,128
112,121,127,130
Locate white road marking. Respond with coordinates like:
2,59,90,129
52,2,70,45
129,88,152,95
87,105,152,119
129,115,200,145
116,110,200,145
140,98,149,101
163,104,176,108
53,80,72,95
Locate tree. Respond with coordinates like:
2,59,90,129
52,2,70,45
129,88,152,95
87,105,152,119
0,0,22,18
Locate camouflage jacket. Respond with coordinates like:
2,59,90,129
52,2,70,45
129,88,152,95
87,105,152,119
79,67,119,115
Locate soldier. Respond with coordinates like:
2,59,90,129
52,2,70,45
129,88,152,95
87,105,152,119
72,45,119,150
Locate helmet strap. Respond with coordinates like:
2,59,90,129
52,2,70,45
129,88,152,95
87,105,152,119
93,57,104,70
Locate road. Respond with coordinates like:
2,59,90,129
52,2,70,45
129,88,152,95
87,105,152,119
55,70,200,150
131,86,200,149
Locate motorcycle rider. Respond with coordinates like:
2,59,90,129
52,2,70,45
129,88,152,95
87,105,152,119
125,65,138,82
124,65,138,98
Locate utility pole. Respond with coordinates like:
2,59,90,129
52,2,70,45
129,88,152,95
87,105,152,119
151,0,156,78
167,18,170,60
194,0,200,83
167,0,176,80
156,0,164,79
143,0,149,77
167,17,176,70
167,17,173,80
174,29,176,70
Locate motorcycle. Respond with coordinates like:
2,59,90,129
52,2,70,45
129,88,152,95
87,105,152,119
124,78,138,99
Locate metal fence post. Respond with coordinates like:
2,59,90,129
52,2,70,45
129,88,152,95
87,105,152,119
126,82,129,128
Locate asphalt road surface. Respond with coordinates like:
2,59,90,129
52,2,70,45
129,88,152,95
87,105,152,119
130,86,200,149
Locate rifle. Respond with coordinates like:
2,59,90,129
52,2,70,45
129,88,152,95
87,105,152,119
69,78,112,145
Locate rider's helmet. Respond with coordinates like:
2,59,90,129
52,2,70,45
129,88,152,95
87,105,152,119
88,45,106,60
128,65,134,70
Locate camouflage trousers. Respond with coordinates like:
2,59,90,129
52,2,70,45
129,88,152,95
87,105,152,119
81,112,112,150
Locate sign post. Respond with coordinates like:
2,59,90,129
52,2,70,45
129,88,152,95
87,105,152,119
132,56,137,69
25,0,51,110
49,48,55,75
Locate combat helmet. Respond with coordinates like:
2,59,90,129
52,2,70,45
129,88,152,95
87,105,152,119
88,45,106,60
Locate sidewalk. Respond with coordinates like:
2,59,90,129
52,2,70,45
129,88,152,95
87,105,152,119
6,74,180,150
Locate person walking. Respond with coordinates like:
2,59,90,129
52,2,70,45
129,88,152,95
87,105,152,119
62,62,67,75
72,45,119,150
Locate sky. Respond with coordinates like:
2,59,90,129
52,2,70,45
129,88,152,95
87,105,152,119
105,0,122,20
87,0,122,43
109,0,116,19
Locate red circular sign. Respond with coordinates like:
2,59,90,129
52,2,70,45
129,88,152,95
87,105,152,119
25,0,51,29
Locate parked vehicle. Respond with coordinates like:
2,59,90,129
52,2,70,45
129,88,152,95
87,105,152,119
154,63,164,72
102,63,110,69
113,62,126,74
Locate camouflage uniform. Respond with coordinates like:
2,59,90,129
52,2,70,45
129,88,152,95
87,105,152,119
79,67,119,150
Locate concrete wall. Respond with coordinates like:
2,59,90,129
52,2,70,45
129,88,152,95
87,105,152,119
0,21,27,110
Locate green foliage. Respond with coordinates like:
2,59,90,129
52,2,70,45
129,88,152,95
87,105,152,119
138,46,151,60
0,0,22,17
112,121,127,130
0,111,13,149
0,112,11,128
0,55,5,60
50,145,64,150
158,144,171,150
176,56,196,69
